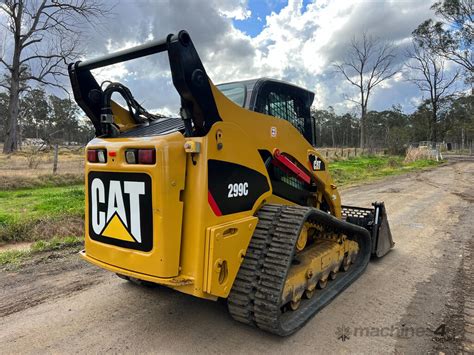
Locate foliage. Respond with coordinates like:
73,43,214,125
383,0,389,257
0,0,108,153
405,41,460,141
330,155,442,186
413,0,473,84
15,87,93,144
311,107,359,147
312,93,473,150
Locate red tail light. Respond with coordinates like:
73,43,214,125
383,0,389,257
87,149,97,163
138,149,156,164
125,149,156,164
87,149,107,163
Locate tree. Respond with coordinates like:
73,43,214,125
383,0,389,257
0,0,108,153
21,87,50,140
311,108,359,148
405,41,460,141
334,32,399,148
365,106,411,153
49,95,79,142
442,94,474,147
413,0,473,85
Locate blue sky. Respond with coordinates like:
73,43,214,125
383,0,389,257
233,0,313,37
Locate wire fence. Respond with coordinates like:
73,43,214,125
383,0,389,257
316,147,386,161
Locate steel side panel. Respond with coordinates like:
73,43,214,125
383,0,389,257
84,132,186,278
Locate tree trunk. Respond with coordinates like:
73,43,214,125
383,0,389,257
360,105,367,149
53,143,59,174
3,7,22,154
432,104,438,142
3,77,20,154
331,125,335,148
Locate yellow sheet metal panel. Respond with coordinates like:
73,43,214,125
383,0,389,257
80,251,194,286
209,82,342,217
177,122,272,299
84,131,186,278
110,101,137,132
204,216,258,298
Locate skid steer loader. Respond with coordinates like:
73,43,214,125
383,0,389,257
69,30,394,336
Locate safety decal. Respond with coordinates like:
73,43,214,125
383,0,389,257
88,172,153,251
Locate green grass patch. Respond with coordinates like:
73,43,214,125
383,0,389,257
0,249,27,266
330,155,442,186
0,236,83,267
0,185,84,218
0,185,84,243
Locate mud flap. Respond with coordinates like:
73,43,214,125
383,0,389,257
341,202,395,258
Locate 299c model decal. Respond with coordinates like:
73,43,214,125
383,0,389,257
88,172,153,251
208,160,270,216
228,182,249,198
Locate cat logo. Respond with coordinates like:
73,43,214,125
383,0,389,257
308,153,325,171
88,172,153,251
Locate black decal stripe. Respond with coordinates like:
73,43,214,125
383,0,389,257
208,160,270,216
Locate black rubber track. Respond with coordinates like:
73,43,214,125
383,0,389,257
227,204,371,336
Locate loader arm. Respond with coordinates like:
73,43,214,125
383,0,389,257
68,31,221,137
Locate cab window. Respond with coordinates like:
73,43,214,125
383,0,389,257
260,92,305,134
217,83,246,107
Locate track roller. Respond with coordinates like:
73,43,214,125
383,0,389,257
227,204,372,336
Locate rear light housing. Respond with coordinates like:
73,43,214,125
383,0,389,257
87,149,107,163
125,148,156,164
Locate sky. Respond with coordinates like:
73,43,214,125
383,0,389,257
2,0,464,116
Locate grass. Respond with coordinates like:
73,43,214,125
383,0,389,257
329,155,442,186
0,185,84,243
0,236,83,267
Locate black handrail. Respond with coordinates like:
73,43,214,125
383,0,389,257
69,30,221,137
77,37,169,71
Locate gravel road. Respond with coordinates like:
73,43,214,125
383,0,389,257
1,158,473,354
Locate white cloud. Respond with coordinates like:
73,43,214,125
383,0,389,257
77,0,446,116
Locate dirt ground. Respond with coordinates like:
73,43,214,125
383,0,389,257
0,158,472,354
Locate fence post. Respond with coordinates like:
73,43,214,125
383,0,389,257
53,144,59,174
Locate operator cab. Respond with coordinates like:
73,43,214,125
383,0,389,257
217,78,315,145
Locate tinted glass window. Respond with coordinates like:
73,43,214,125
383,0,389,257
217,83,246,107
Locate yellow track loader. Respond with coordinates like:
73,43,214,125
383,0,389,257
68,30,394,336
